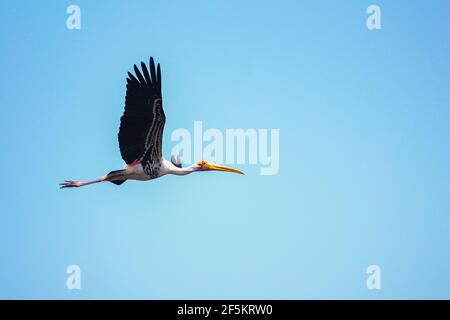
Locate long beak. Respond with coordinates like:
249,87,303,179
204,163,245,175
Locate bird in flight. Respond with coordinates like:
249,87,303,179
60,57,244,189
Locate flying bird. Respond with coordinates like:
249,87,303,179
60,57,244,189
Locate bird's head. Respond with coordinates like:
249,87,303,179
194,160,245,175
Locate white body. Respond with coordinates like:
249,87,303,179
118,158,193,181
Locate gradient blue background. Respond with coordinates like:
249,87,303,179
0,0,449,299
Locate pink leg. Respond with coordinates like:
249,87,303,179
60,179,104,189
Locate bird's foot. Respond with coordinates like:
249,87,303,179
59,180,82,188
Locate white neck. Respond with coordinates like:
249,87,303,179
159,158,196,176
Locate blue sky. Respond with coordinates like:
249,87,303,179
0,0,449,299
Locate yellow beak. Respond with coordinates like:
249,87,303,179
203,163,245,175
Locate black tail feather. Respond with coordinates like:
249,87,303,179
108,169,126,175
107,169,127,186
110,179,126,185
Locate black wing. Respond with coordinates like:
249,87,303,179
118,57,165,165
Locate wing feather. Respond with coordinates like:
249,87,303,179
150,57,157,88
156,63,162,93
141,61,152,84
133,64,146,85
118,58,165,165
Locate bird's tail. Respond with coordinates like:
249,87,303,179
107,169,127,186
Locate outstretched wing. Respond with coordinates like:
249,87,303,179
118,57,165,165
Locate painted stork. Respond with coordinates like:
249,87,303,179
60,57,244,189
